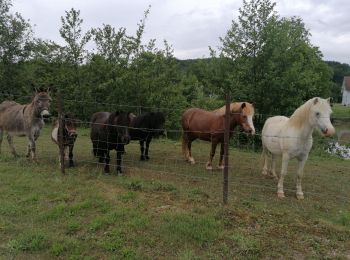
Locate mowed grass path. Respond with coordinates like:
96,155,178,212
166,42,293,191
0,126,349,259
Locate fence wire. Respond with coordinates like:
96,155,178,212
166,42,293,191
0,94,349,207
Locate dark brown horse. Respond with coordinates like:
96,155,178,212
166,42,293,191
129,112,165,161
181,102,255,170
90,111,132,174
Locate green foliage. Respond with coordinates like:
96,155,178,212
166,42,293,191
326,61,350,102
214,0,333,116
0,0,346,132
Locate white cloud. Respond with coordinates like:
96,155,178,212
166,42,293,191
10,0,350,64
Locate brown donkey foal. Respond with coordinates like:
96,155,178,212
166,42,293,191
0,91,51,161
51,113,79,167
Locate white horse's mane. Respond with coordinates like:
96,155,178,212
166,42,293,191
288,97,330,129
288,98,314,129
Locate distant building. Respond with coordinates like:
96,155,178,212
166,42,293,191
341,76,350,106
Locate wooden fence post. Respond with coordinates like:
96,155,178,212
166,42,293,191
57,91,65,175
223,93,230,204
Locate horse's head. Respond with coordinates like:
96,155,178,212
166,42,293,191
33,91,52,119
114,111,132,145
309,97,335,137
64,114,79,143
235,102,255,135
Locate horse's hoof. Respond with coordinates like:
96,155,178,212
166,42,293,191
206,165,213,170
189,158,195,164
262,170,268,176
145,156,150,160
218,165,225,170
296,193,304,200
277,192,285,199
140,156,145,161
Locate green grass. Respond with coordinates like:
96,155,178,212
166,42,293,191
0,126,349,259
332,103,350,119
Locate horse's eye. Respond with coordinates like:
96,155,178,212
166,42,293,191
316,112,320,117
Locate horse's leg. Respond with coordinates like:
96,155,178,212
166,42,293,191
206,141,217,170
7,135,18,157
295,156,308,200
182,132,190,162
145,136,152,160
0,128,3,154
68,144,75,167
270,155,278,180
188,139,195,164
104,150,110,174
277,153,290,198
116,147,123,175
218,142,224,169
262,145,269,176
139,140,145,160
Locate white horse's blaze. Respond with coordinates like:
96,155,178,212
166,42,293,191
261,97,335,199
247,115,255,135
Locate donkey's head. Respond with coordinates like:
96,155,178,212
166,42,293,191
64,113,79,143
33,91,52,119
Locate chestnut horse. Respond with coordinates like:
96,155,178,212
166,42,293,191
181,102,255,170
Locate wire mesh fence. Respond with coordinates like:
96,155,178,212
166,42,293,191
0,93,349,207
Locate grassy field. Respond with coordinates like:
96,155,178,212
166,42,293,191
332,103,350,119
0,126,349,259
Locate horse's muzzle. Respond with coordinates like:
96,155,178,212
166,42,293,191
321,127,335,137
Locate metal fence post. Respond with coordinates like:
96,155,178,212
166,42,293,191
223,93,230,204
57,91,65,175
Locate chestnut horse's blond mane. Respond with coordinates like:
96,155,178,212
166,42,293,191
213,102,255,116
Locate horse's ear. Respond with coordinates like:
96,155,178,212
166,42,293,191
313,98,319,105
326,97,331,104
241,102,246,109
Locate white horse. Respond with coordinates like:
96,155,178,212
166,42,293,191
261,97,335,199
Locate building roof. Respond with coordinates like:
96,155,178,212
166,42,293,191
344,76,350,91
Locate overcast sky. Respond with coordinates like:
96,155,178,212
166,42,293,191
11,0,350,64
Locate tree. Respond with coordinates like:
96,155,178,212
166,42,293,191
326,61,350,102
59,8,91,98
0,0,33,94
215,0,333,115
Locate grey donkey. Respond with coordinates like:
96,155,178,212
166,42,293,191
0,91,51,161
